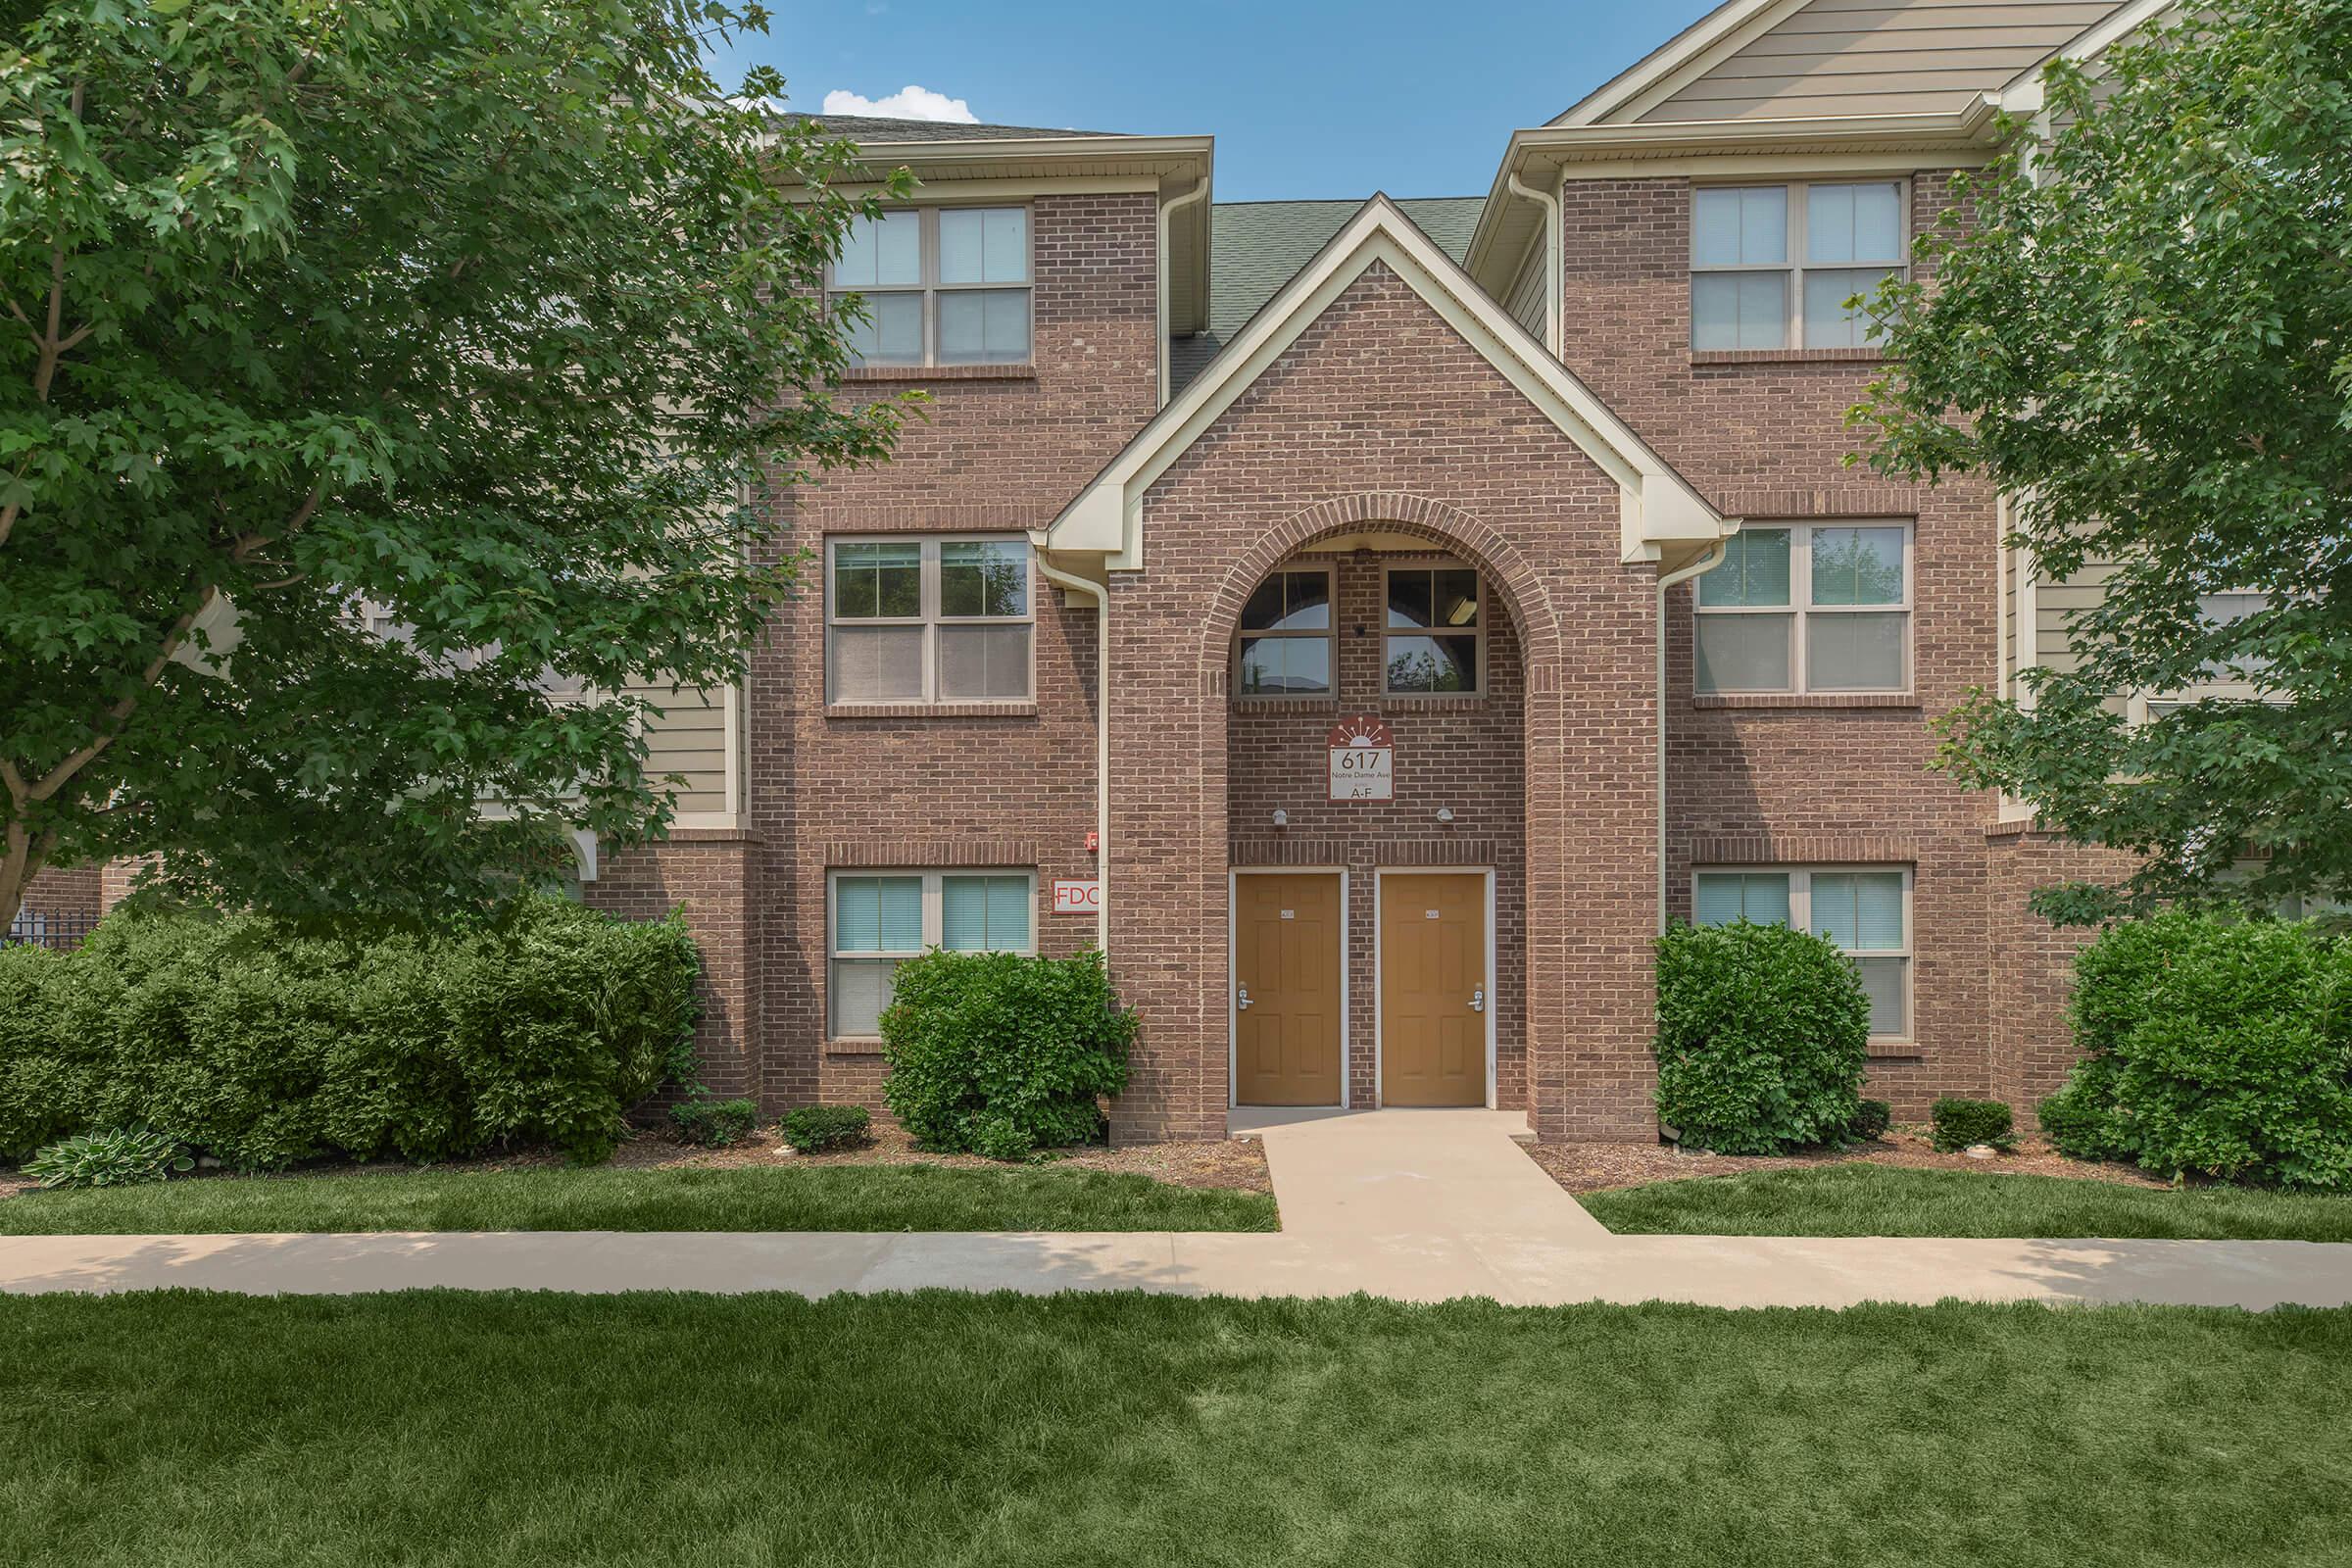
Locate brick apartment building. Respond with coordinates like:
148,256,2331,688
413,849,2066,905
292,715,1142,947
19,0,2183,1141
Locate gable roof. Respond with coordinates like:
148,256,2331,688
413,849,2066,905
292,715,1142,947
1555,0,2138,127
1169,196,1487,394
778,114,1123,142
1047,196,1725,572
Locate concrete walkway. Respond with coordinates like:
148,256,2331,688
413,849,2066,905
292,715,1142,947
5,1108,2351,1308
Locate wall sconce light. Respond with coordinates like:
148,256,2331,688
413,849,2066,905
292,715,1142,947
1271,808,1289,828
1435,808,1455,824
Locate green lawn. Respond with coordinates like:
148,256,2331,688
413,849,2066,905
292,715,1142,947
3,1291,2348,1566
1579,1163,2352,1241
0,1161,1277,1235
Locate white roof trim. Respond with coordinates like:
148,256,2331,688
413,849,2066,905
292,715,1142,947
1996,0,2176,113
1044,195,1724,570
1553,0,1811,128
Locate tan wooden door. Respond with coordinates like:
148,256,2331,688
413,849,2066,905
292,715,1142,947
1233,873,1344,1106
1379,872,1487,1106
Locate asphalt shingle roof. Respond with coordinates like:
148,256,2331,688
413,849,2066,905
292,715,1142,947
1169,196,1489,393
780,114,1120,142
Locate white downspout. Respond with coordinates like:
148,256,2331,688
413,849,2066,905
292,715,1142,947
1156,177,1210,408
1656,538,1731,932
1032,551,1111,956
1505,170,1561,357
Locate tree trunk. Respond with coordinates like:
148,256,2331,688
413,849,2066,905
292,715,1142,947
0,820,53,938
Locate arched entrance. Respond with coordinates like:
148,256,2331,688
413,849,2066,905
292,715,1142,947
1202,495,1562,1115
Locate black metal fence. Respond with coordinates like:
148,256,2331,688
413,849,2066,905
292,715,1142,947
3,910,101,951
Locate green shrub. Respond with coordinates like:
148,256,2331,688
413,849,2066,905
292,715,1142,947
0,896,698,1168
1849,1099,1893,1142
778,1103,870,1153
671,1097,759,1149
881,950,1136,1158
2045,911,2352,1188
1932,1098,2017,1152
1653,920,1870,1155
23,1126,193,1190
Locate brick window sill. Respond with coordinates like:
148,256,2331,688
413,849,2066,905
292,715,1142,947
1381,694,1492,714
826,1039,886,1057
1231,697,1341,714
840,363,1037,383
1691,693,1921,711
825,702,1039,720
1866,1040,1923,1060
1228,696,1493,715
1689,348,1886,368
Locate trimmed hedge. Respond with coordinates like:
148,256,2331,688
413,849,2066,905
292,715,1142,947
1654,920,1870,1154
670,1097,759,1149
779,1103,870,1153
2040,911,2352,1189
880,950,1135,1158
0,897,698,1168
1932,1098,2017,1152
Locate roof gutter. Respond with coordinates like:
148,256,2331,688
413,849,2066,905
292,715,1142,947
1030,549,1110,957
1157,176,1211,408
1504,170,1560,357
1656,538,1732,933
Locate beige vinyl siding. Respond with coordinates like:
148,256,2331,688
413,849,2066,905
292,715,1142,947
1638,0,2126,122
1503,240,1548,341
2034,558,2114,676
631,682,733,816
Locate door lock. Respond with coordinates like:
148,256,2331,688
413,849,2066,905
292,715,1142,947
1237,986,1252,1011
1469,988,1485,1013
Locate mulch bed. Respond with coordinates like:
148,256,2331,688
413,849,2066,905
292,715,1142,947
1522,1128,2173,1196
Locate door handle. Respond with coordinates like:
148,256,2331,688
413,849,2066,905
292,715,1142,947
1237,986,1252,1011
1469,988,1485,1013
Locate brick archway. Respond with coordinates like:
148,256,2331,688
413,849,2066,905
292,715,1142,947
1195,492,1563,685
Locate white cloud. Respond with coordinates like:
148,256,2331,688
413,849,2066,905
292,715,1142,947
820,85,978,123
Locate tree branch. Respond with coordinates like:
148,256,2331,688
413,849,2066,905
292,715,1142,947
24,586,218,806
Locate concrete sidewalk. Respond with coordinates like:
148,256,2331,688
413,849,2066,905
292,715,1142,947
5,1108,2351,1308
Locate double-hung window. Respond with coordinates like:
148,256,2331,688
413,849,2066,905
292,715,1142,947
1694,866,1913,1038
1236,567,1334,697
1695,523,1910,694
829,870,1036,1037
1691,182,1905,350
828,207,1032,368
826,536,1033,706
1385,565,1483,695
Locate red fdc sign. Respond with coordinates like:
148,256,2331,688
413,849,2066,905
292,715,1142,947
1052,878,1101,914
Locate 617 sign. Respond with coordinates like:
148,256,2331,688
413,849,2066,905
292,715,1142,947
1327,714,1395,802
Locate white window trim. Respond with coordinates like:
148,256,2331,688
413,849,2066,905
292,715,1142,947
1381,562,1487,698
1690,179,1910,352
1233,564,1338,701
1690,864,1915,1042
826,868,1038,1041
825,534,1036,708
1694,520,1914,696
826,204,1035,368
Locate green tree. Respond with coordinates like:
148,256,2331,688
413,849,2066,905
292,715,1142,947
0,0,911,929
1850,0,2352,922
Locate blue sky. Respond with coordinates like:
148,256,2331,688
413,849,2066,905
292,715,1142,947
727,1,1721,202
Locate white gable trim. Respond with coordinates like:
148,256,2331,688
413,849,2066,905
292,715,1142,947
1996,0,2177,113
1044,195,1724,570
1553,0,1810,129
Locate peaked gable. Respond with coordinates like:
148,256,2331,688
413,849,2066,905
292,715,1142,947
1046,196,1723,571
1558,0,2139,127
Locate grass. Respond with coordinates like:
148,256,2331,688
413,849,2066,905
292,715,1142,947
0,1161,1277,1235
1579,1163,2352,1241
3,1291,2348,1566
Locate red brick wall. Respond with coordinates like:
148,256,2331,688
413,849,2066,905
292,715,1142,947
1560,171,2015,1116
1984,825,2141,1124
17,863,100,922
750,191,1158,1113
583,832,762,1107
1226,549,1530,1111
1110,262,1657,1142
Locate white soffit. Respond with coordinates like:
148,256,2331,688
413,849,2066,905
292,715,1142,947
1043,195,1724,570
